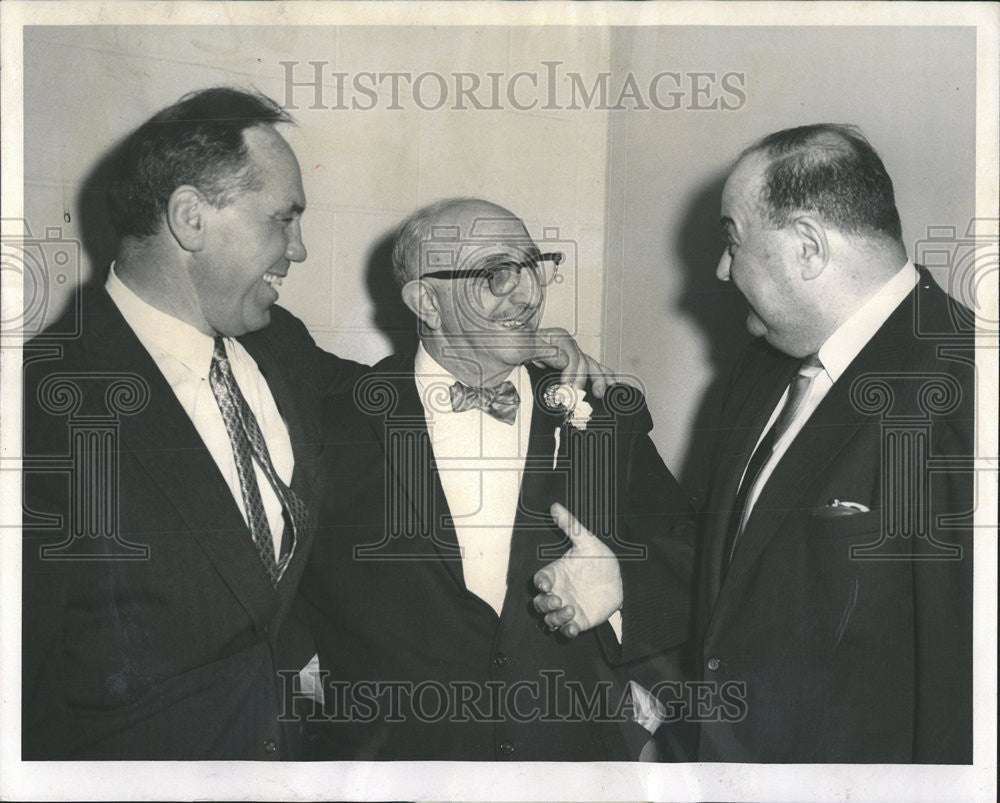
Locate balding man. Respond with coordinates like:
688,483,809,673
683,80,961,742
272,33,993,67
296,198,695,760
21,91,605,760
539,123,974,763
700,124,973,763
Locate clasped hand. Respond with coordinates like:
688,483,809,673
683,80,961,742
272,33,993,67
530,328,614,398
532,503,623,638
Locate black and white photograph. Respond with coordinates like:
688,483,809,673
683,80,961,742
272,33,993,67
1,2,997,801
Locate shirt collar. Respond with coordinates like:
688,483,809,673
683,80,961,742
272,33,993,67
105,262,216,376
413,342,527,418
817,260,918,382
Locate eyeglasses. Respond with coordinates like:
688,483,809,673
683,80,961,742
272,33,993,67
421,251,564,297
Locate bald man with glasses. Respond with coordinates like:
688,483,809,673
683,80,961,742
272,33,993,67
293,198,695,761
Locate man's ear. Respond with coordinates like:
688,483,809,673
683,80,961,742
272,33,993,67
401,280,441,331
792,216,830,280
166,186,207,252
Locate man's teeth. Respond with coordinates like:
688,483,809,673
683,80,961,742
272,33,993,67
495,309,537,329
263,273,284,287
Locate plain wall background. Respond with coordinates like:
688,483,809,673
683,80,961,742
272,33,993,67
603,25,976,497
24,25,613,364
22,24,977,497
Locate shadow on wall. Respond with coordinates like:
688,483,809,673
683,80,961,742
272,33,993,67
365,228,418,356
69,137,419,359
76,139,123,289
26,138,125,336
673,171,751,508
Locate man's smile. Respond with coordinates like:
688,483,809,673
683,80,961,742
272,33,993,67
491,305,539,330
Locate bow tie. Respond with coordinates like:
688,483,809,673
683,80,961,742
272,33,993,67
449,380,520,425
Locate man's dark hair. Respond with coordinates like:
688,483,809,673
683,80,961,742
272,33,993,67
107,87,294,239
743,123,903,242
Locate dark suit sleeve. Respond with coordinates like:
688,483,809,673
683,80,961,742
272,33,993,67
269,305,369,397
21,356,77,757
597,389,696,666
913,412,973,762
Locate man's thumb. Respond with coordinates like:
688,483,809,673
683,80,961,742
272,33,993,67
550,502,584,543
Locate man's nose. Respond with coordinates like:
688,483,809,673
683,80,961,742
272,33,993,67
286,221,307,263
716,250,731,281
510,265,544,308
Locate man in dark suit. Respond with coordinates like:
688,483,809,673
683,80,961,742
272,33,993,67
21,90,612,760
538,124,975,763
20,87,367,759
296,198,695,760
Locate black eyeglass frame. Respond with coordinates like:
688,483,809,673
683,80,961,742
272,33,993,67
419,251,564,297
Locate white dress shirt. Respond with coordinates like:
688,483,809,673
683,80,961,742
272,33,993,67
106,265,294,559
414,344,533,616
740,260,919,525
413,346,662,733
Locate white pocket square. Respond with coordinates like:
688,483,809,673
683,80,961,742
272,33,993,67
812,499,871,518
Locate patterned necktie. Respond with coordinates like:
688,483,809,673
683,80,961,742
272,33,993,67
722,354,824,571
449,379,520,425
209,336,308,586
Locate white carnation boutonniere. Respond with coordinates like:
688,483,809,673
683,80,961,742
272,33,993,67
543,383,594,468
544,383,593,429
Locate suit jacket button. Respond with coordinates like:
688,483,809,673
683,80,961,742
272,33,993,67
499,741,515,755
492,652,510,667
263,738,278,754
707,657,721,672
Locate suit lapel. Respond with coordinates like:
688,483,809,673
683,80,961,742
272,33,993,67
360,361,588,595
362,360,465,590
717,283,926,601
81,289,279,626
706,353,797,606
508,368,571,586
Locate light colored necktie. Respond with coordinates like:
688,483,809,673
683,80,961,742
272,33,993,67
209,336,307,586
723,354,824,569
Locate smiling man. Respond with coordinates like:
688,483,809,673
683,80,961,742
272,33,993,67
20,88,368,760
22,90,614,761
698,127,973,763
296,198,695,761
534,124,975,763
